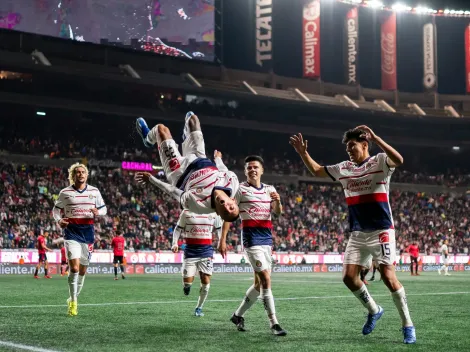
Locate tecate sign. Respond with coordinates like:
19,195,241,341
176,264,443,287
256,0,272,67
303,0,320,78
423,23,436,89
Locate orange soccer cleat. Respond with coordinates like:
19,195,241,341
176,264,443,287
45,275,52,279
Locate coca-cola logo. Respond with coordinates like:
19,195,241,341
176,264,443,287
346,179,372,190
381,32,395,75
303,0,320,21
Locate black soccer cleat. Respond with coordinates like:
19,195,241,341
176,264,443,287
271,324,287,336
183,286,191,296
230,314,246,332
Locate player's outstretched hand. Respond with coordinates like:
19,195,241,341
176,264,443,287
214,149,222,159
58,218,69,229
218,242,227,259
354,125,377,142
270,192,281,203
171,245,179,253
135,172,151,185
289,133,308,155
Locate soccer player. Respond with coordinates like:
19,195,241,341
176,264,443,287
134,112,239,221
438,239,451,276
406,241,419,276
60,243,69,276
52,163,107,316
111,230,126,280
290,126,416,344
34,232,52,279
172,210,222,317
219,155,287,336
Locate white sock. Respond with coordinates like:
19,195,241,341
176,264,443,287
444,266,448,274
196,284,210,309
184,282,192,288
440,265,445,271
145,125,160,145
68,272,79,301
235,285,260,317
353,284,379,314
77,275,85,296
391,287,413,327
261,288,279,327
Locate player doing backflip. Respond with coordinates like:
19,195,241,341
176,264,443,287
135,112,239,221
290,126,416,344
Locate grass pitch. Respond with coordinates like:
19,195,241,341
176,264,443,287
0,272,469,352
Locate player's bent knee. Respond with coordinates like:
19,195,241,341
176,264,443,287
187,114,201,132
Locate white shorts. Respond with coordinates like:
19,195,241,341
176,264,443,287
158,131,206,185
344,229,396,267
442,257,449,265
65,240,93,266
182,257,213,278
245,245,272,273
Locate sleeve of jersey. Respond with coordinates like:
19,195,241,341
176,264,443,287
214,215,223,240
325,163,343,181
214,157,228,172
377,153,395,173
95,190,107,216
52,191,65,222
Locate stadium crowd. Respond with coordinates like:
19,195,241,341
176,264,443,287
0,162,469,255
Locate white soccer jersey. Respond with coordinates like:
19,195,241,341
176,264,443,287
234,182,276,248
441,244,448,256
180,166,239,214
173,210,222,258
326,153,395,232
53,185,106,244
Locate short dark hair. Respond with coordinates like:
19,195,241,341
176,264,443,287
342,129,368,144
244,155,265,168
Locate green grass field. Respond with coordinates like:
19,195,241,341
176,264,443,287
0,272,469,352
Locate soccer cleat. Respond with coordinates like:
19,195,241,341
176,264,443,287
114,277,118,281
445,273,451,276
45,275,52,279
369,276,375,281
271,324,287,336
230,314,246,332
194,308,204,317
402,326,417,344
122,275,126,280
362,306,384,335
182,111,195,141
34,275,40,279
67,298,78,316
136,117,153,148
183,286,191,296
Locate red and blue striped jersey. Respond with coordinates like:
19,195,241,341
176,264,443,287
326,153,395,232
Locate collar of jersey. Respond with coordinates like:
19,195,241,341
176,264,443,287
355,156,371,167
72,184,88,193
247,182,263,190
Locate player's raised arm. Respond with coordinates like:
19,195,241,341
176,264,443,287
218,221,231,258
354,125,404,167
213,149,228,172
289,133,329,178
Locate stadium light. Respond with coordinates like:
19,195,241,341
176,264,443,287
351,0,362,3
367,0,383,9
392,3,411,12
444,9,450,14
452,146,460,151
36,111,46,116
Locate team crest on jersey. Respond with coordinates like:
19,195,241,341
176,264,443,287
208,215,213,221
379,232,389,243
88,194,95,199
255,260,262,268
196,187,203,194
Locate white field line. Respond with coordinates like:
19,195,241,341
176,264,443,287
0,340,61,352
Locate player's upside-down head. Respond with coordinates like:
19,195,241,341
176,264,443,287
213,190,239,222
342,128,370,164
